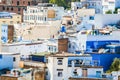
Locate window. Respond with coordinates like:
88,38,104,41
18,8,21,11
69,43,71,48
11,7,13,11
46,71,48,75
10,21,13,24
17,21,20,24
7,7,9,10
57,59,63,65
93,60,99,66
28,2,30,5
13,57,16,61
58,72,63,77
73,69,78,76
17,1,20,5
46,58,48,63
45,17,46,21
96,71,101,77
23,1,25,4
89,16,94,20
57,69,63,77
2,6,5,10
0,55,2,59
3,21,6,23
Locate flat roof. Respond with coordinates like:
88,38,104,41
31,52,50,56
0,52,20,55
46,52,91,57
2,41,44,46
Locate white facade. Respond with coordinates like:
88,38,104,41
117,9,120,14
23,4,64,24
2,41,48,57
81,0,115,14
111,71,120,80
87,0,102,13
71,2,82,11
46,53,103,80
102,0,115,14
2,40,58,58
94,14,120,28
68,30,120,53
68,34,87,53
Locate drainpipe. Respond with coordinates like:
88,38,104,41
71,60,75,76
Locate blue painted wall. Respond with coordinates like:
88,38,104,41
86,40,119,49
90,53,120,72
1,24,8,43
31,56,45,62
0,55,13,70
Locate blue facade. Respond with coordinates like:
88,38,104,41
86,40,119,51
0,12,12,18
1,24,8,43
90,53,120,71
0,55,13,70
31,56,45,62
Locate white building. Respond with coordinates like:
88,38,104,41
117,9,120,14
102,0,115,14
80,0,115,14
111,71,120,80
94,14,120,28
23,3,64,24
1,40,58,58
71,2,82,11
1,41,47,58
46,52,103,80
68,30,120,53
87,0,102,14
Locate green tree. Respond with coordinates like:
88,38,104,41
107,58,120,73
105,10,112,14
49,0,81,9
49,0,67,8
113,8,118,14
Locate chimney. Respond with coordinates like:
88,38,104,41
82,68,87,77
58,38,68,52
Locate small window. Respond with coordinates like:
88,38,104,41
46,71,48,75
13,57,16,61
58,72,63,77
28,2,30,5
10,21,13,24
3,21,6,23
17,1,19,5
17,21,20,24
11,7,13,11
23,1,25,4
2,6,5,10
73,69,78,76
46,58,48,63
0,55,2,59
7,7,9,10
18,8,21,11
69,43,71,48
89,16,94,20
58,59,63,65
96,71,101,77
